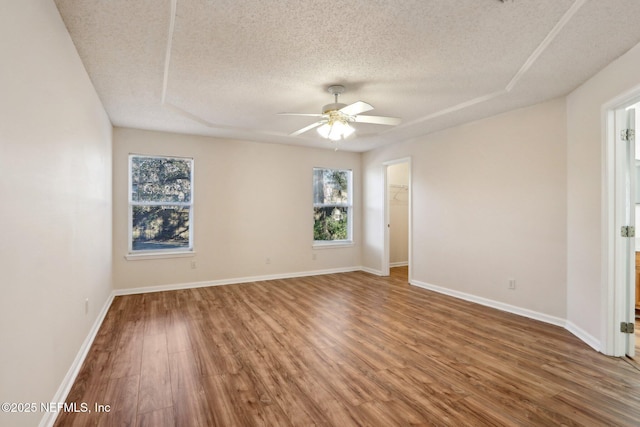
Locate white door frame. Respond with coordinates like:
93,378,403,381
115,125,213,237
602,87,639,357
382,157,412,278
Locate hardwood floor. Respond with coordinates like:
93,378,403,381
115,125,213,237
55,267,640,426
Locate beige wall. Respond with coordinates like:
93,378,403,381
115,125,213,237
363,98,567,319
113,128,362,290
0,1,113,426
566,42,640,347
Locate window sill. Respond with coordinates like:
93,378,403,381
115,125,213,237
125,251,195,261
312,241,354,250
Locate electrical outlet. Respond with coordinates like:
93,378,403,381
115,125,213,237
85,298,89,314
508,279,516,290
190,260,197,269
312,253,317,261
266,258,271,264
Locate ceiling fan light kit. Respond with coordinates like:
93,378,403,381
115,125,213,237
317,117,355,141
279,85,401,143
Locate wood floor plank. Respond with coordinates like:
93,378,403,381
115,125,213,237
135,407,175,427
165,311,192,354
55,267,640,426
99,374,139,427
295,345,371,406
141,293,168,337
54,376,110,427
168,350,216,427
137,332,172,414
108,319,144,380
200,374,251,427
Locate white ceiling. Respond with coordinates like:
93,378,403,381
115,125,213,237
54,0,640,152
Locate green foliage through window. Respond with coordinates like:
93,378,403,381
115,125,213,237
313,168,352,242
130,155,193,252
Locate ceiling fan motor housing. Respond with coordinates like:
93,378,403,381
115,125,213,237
322,103,347,114
323,85,347,113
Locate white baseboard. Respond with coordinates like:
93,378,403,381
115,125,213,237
359,266,384,276
410,279,566,327
565,320,601,351
39,293,114,427
389,261,408,268
113,266,364,296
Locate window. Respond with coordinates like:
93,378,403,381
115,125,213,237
313,168,352,244
129,155,193,254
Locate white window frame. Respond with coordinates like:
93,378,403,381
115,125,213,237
127,154,194,259
313,167,353,248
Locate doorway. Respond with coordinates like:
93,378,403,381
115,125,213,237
605,98,638,359
383,158,411,279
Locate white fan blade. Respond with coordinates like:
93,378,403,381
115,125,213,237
290,121,323,136
353,115,401,126
339,101,374,116
278,112,324,117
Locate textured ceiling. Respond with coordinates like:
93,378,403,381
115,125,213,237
54,0,640,152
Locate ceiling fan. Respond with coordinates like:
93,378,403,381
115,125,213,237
278,85,401,141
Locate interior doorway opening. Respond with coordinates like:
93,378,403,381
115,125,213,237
604,96,638,359
383,158,411,280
